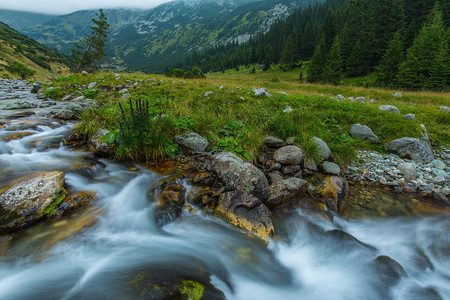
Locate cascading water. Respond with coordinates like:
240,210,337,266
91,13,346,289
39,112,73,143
0,82,449,300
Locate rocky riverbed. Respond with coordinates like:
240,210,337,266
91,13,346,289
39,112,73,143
0,78,449,299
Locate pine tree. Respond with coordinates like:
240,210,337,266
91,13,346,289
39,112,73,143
280,35,297,69
322,36,343,84
72,9,110,72
375,31,405,87
397,3,448,90
308,37,327,82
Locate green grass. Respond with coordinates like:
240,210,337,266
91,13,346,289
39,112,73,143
45,70,449,166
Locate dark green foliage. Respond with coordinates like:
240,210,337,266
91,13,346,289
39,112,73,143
375,32,405,87
72,9,110,73
6,62,36,79
308,38,327,82
322,36,343,84
117,97,179,161
166,69,185,78
397,3,449,90
165,67,205,79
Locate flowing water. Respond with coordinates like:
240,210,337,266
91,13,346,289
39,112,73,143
0,82,449,300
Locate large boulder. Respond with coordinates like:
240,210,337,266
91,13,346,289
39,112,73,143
216,190,274,242
385,137,434,163
0,171,66,232
312,137,331,161
350,124,380,143
273,146,303,165
265,178,309,208
89,128,113,155
175,132,209,152
208,152,268,200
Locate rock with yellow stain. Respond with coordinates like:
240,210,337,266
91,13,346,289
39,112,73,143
53,191,96,216
308,175,349,213
216,190,274,243
154,184,186,225
2,131,34,141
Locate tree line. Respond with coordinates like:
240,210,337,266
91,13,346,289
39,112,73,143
178,0,449,90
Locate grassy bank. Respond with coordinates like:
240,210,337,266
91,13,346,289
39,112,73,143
45,70,449,166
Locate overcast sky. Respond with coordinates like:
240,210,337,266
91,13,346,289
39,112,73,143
0,0,174,15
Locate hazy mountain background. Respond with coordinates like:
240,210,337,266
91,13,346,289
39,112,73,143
0,0,322,73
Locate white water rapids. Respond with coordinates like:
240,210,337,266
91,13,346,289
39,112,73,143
0,117,448,299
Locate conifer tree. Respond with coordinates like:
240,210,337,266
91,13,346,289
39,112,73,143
308,38,327,82
72,9,110,73
397,3,449,90
375,31,405,87
322,36,343,84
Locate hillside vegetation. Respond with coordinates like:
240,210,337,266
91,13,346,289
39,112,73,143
0,22,71,79
42,69,449,165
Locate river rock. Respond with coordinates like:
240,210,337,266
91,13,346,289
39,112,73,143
385,137,434,163
430,159,446,170
432,168,448,178
397,162,417,180
372,255,407,285
282,165,301,175
4,100,37,110
55,109,75,120
267,173,283,185
208,152,268,200
263,136,284,148
216,190,274,242
265,178,308,208
403,114,415,121
379,105,400,114
312,137,331,161
321,161,341,175
154,184,186,225
175,132,209,152
30,81,43,93
309,175,349,213
440,106,450,113
0,171,66,232
253,88,271,97
350,124,379,143
273,146,303,165
54,191,96,216
89,128,112,155
335,94,345,101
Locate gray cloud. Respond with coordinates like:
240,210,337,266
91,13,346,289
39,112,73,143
0,0,173,15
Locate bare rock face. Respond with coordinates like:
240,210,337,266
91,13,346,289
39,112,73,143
265,178,309,208
385,137,434,163
208,152,268,200
216,190,274,242
0,171,66,232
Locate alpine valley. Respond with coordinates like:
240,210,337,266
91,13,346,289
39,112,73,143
0,0,321,73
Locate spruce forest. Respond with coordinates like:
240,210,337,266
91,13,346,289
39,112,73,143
180,0,450,91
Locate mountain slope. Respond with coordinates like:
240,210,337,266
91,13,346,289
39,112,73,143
0,22,71,78
0,0,322,73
